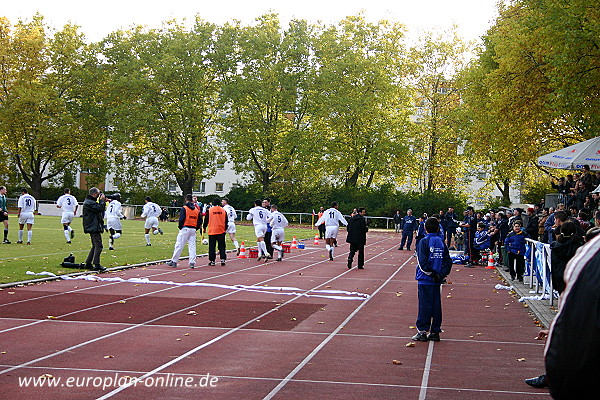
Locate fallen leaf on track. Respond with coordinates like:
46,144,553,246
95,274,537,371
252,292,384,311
392,360,402,365
405,342,415,347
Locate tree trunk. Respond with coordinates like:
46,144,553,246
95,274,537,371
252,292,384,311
495,179,511,204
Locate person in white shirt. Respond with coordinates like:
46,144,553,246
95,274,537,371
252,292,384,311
314,201,348,261
56,188,78,243
268,204,289,262
221,197,240,255
105,193,125,250
141,196,163,246
17,188,36,244
246,199,272,260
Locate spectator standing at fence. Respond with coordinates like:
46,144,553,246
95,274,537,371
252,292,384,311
0,186,10,244
504,221,529,281
524,207,539,240
550,221,583,294
544,233,600,399
398,208,417,251
538,208,549,243
393,210,402,233
445,206,458,248
459,206,476,267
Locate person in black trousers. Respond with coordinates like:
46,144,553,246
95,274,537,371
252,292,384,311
346,207,368,269
82,187,107,272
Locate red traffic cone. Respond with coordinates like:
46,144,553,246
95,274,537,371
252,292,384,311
291,236,298,249
313,234,319,245
486,253,495,269
237,241,247,258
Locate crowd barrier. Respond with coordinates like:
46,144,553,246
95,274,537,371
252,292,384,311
524,238,555,306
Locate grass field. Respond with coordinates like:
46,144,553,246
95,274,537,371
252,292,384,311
0,215,316,285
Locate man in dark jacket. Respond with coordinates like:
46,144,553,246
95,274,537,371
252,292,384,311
545,234,600,399
524,207,539,240
346,207,368,269
82,187,106,272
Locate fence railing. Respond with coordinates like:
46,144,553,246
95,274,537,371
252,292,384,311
525,238,554,306
11,199,396,229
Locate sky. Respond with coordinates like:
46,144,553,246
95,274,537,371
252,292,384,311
3,0,499,44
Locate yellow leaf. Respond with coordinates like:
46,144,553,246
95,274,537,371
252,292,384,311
392,360,402,365
405,342,416,347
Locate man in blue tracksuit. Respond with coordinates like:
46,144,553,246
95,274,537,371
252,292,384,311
412,217,453,342
398,209,417,251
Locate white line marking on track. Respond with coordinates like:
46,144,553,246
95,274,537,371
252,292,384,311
94,237,394,399
418,341,434,400
0,238,391,379
262,246,411,399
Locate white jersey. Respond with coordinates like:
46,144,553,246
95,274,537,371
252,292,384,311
247,206,271,226
106,200,124,219
269,211,289,229
315,207,348,227
141,202,161,219
57,194,78,213
18,194,36,213
223,204,237,223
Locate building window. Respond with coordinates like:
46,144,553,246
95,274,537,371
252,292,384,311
113,179,122,188
198,182,206,193
216,160,225,170
167,181,177,192
215,182,224,192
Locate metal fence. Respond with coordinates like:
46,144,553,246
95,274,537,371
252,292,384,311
10,199,395,229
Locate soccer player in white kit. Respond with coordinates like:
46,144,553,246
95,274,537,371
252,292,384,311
314,201,348,261
247,199,272,260
105,193,125,250
56,188,78,243
141,196,163,246
167,194,202,269
221,197,240,255
268,204,289,262
17,188,36,244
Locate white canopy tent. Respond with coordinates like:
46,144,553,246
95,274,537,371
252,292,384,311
537,137,600,171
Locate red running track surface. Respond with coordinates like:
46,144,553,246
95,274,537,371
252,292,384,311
0,231,552,399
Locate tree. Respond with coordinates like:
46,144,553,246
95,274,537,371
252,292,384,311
0,15,105,198
405,28,470,193
217,14,319,194
311,15,411,188
98,18,220,196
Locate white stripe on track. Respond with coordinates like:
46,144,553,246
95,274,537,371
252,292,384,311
0,249,321,335
262,246,412,399
95,237,396,399
0,237,393,378
418,341,435,400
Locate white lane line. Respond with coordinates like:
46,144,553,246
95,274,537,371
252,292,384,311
262,247,411,400
94,240,396,400
0,249,322,335
418,341,435,400
0,239,392,377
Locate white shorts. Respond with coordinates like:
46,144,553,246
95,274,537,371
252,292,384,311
271,228,285,243
107,217,122,231
254,223,267,238
325,225,339,239
61,211,75,224
145,216,159,230
226,221,236,234
19,212,35,225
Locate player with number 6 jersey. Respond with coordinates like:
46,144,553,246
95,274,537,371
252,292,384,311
247,199,272,260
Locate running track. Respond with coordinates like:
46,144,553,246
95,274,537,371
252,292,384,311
0,231,552,399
